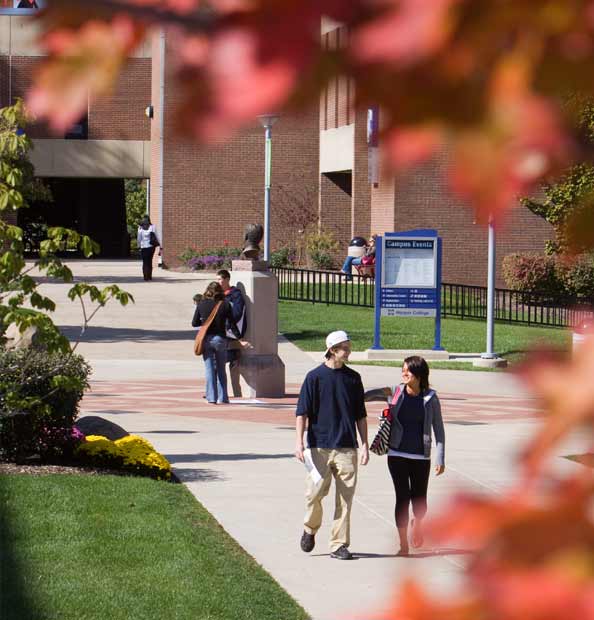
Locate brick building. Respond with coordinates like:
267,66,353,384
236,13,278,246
0,8,553,285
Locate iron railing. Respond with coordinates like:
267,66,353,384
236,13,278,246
272,267,594,328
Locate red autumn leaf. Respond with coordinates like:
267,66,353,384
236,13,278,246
27,15,145,133
519,335,594,476
480,568,594,620
429,474,594,570
384,125,442,168
350,0,458,66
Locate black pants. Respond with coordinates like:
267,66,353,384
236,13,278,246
141,247,156,280
387,456,431,528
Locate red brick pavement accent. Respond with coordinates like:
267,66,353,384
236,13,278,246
80,379,543,426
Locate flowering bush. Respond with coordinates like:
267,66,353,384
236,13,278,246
180,246,242,271
502,253,564,297
0,349,91,463
503,252,594,301
75,434,172,481
269,247,296,268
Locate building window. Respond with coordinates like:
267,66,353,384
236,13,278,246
64,115,88,140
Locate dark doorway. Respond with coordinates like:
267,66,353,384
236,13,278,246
20,178,130,258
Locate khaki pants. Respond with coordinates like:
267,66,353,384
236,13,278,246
303,448,358,552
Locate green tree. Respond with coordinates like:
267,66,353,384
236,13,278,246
125,179,147,253
0,100,133,354
521,100,594,255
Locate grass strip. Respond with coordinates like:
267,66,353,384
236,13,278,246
0,474,309,620
279,300,570,364
351,360,500,372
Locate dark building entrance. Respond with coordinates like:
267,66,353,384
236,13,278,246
21,178,130,258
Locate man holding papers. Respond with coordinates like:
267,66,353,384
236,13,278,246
295,330,369,560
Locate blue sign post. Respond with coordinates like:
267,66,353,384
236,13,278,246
372,229,443,351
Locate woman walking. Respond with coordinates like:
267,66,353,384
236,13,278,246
366,356,445,555
192,281,239,404
137,216,159,281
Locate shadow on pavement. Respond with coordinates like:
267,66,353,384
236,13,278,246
174,468,226,483
353,548,472,559
165,452,294,464
38,275,199,285
59,325,196,342
0,477,44,620
144,430,199,434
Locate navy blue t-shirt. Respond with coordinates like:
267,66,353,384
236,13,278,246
296,364,367,449
395,391,425,455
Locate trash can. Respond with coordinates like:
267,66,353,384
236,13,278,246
348,236,367,258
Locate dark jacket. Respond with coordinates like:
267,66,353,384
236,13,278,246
224,286,247,338
192,299,239,338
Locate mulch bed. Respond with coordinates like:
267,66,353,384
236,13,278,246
0,462,131,476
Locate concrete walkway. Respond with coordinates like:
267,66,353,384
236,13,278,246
42,260,582,620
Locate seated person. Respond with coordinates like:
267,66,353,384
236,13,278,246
341,235,376,278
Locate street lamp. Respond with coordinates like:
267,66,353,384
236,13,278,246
257,113,279,262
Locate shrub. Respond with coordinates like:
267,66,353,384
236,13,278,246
558,254,594,299
0,349,91,463
269,247,296,268
306,230,339,270
75,434,172,480
180,245,242,270
502,253,564,297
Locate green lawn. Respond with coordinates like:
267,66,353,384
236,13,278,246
278,300,570,364
0,474,309,620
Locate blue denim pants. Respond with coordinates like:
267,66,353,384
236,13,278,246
341,255,362,274
202,335,229,404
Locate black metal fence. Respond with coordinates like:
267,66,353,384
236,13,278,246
272,266,594,328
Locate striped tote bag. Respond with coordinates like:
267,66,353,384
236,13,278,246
369,387,401,456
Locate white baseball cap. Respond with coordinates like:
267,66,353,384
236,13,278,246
325,330,350,355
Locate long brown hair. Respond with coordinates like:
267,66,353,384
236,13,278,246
403,355,430,392
203,281,224,301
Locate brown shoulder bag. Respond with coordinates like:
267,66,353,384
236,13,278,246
194,301,223,356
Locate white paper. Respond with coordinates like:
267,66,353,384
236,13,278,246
303,449,323,485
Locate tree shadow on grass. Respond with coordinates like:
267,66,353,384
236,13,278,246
0,477,45,620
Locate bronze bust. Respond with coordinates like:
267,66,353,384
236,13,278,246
240,224,264,260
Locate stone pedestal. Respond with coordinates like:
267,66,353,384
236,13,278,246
231,260,286,398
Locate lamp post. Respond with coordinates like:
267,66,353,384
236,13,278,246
257,114,279,262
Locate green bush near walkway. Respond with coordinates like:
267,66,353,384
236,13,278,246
278,300,570,364
0,474,309,620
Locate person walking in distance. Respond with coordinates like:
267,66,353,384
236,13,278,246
365,356,445,556
216,269,247,398
295,330,369,560
137,215,159,281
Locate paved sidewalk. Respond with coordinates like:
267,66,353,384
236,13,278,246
43,260,581,620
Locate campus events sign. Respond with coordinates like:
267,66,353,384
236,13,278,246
372,229,443,351
380,234,439,317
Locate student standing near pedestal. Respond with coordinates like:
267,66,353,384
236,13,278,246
216,269,247,397
295,330,369,560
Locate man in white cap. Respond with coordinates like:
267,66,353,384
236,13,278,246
295,330,369,560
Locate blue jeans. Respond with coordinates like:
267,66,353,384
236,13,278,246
202,335,229,403
342,256,362,274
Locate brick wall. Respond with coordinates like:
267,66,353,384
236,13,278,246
352,109,371,240
3,55,151,140
392,145,553,286
89,58,151,140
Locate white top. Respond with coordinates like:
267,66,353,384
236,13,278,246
137,224,157,249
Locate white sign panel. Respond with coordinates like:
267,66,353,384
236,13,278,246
382,238,437,288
